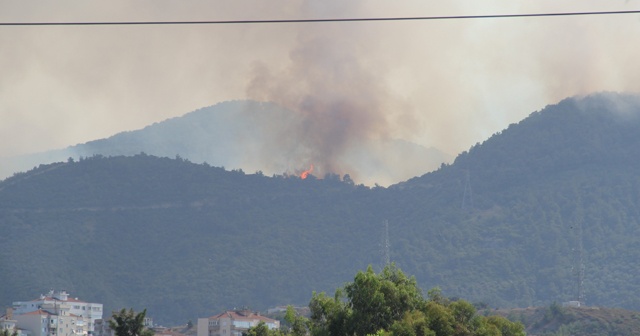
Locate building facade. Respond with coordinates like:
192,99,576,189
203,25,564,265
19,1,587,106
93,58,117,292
13,308,86,336
197,310,279,336
1,308,18,334
12,290,103,334
92,319,112,336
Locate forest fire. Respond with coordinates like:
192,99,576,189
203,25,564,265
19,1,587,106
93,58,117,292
300,164,314,179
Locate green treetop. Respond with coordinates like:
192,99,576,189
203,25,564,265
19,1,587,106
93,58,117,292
308,264,525,336
109,308,154,336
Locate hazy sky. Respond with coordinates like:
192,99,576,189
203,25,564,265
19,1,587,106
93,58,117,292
2,1,640,161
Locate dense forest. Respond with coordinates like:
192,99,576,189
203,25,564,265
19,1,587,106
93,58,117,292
1,92,640,325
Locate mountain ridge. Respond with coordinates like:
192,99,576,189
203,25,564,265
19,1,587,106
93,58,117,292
0,100,451,186
2,92,640,325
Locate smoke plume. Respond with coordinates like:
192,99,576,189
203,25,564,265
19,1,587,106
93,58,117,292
245,8,413,178
2,0,640,185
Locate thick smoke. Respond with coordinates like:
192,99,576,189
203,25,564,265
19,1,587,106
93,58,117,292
245,15,412,178
2,0,640,184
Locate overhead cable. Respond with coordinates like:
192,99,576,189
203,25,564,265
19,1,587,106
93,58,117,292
1,10,640,26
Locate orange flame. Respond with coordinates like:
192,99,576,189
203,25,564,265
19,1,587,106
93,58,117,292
300,164,314,179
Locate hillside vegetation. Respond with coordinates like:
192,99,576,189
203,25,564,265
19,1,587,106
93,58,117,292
1,93,640,325
496,303,640,335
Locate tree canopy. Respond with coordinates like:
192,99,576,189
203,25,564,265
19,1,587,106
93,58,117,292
109,308,154,336
308,264,525,336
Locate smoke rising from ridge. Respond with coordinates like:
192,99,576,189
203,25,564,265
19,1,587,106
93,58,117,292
2,0,640,184
245,9,413,178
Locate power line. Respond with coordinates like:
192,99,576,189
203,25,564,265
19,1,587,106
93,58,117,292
1,10,640,26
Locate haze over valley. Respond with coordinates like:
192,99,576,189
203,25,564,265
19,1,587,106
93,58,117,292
3,2,640,334
0,100,452,187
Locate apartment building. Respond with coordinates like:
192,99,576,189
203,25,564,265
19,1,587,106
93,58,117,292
1,308,22,336
12,290,103,334
13,308,86,336
197,310,279,336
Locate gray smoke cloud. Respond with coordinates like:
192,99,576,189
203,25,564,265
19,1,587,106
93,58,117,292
244,4,413,178
2,0,640,184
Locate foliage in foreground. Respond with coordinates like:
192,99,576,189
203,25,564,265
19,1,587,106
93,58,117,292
249,265,525,336
109,308,154,336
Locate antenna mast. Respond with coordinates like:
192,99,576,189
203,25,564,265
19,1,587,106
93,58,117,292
461,170,474,211
570,218,586,306
577,219,585,305
381,220,390,267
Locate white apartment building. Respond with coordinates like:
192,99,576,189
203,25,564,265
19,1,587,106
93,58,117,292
13,309,86,336
197,310,279,336
12,290,103,334
1,308,20,335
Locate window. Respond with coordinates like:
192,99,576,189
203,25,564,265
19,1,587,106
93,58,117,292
232,321,251,329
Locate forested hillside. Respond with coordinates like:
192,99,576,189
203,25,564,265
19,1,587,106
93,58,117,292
1,92,640,325
393,92,640,309
0,155,384,324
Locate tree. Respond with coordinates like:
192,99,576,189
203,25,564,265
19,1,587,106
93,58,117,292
346,265,423,336
308,290,351,336
309,264,424,336
308,264,525,336
284,306,308,336
246,321,282,336
0,329,18,336
109,308,154,336
389,310,435,336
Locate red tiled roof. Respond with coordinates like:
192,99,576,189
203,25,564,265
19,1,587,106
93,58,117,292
22,309,55,316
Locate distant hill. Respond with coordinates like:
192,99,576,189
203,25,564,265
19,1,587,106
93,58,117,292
494,304,640,335
2,92,640,326
0,100,452,186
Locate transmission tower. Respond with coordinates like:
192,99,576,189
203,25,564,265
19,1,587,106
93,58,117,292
569,217,586,306
576,219,586,305
461,170,474,211
380,220,390,268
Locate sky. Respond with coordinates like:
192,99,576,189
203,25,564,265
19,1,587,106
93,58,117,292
2,1,640,179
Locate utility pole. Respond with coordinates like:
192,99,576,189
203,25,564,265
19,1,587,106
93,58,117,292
381,220,390,268
577,218,585,305
461,170,474,211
